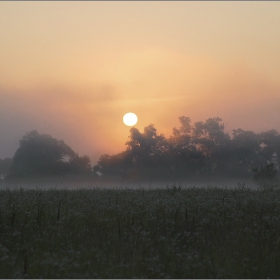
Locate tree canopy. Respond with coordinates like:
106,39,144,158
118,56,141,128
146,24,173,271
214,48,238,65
94,116,280,181
4,116,280,181
8,130,91,178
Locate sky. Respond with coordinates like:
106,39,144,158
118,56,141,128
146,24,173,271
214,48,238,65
1,1,280,164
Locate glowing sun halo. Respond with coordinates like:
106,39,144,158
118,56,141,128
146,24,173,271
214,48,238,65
123,112,138,126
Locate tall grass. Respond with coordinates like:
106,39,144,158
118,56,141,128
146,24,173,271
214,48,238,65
1,184,280,278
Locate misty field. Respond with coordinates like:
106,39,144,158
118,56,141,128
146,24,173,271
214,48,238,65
1,184,280,278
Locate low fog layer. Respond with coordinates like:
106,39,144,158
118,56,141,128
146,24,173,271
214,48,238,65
0,176,259,191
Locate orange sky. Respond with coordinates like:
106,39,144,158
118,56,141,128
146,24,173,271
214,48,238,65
1,2,280,164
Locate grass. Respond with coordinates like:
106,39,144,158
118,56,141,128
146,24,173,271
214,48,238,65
1,184,280,278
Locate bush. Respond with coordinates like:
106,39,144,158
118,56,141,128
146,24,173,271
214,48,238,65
252,162,279,190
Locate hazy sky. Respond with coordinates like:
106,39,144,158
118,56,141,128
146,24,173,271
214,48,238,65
1,1,280,163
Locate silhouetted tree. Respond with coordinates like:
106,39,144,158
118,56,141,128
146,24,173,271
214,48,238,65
168,116,203,177
9,130,91,178
258,129,280,167
125,124,169,178
70,155,92,174
94,115,280,181
192,117,230,176
94,150,134,179
169,116,192,151
96,125,170,180
252,162,279,189
0,158,12,178
230,128,262,177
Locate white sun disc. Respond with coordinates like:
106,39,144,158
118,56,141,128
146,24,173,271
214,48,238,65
123,112,138,126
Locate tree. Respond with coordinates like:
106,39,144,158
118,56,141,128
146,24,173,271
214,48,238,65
92,115,280,181
0,158,13,180
124,124,170,178
169,116,192,151
9,130,91,178
0,158,13,174
192,117,230,176
258,129,280,167
126,125,167,161
70,155,92,174
94,151,133,178
168,116,203,177
230,128,262,177
252,163,279,190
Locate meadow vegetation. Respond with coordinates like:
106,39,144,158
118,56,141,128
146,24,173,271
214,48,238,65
1,184,280,278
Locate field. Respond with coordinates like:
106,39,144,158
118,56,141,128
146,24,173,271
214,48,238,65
1,183,280,278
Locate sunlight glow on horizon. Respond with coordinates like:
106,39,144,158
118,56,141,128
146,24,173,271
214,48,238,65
0,1,280,162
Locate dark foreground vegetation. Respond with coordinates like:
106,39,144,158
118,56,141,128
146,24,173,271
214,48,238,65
1,185,280,278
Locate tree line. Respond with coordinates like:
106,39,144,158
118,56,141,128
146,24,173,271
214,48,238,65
94,116,280,181
1,116,280,181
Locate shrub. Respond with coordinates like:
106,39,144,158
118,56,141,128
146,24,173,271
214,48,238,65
252,162,279,190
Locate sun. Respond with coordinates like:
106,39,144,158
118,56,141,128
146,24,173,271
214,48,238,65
123,112,138,126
